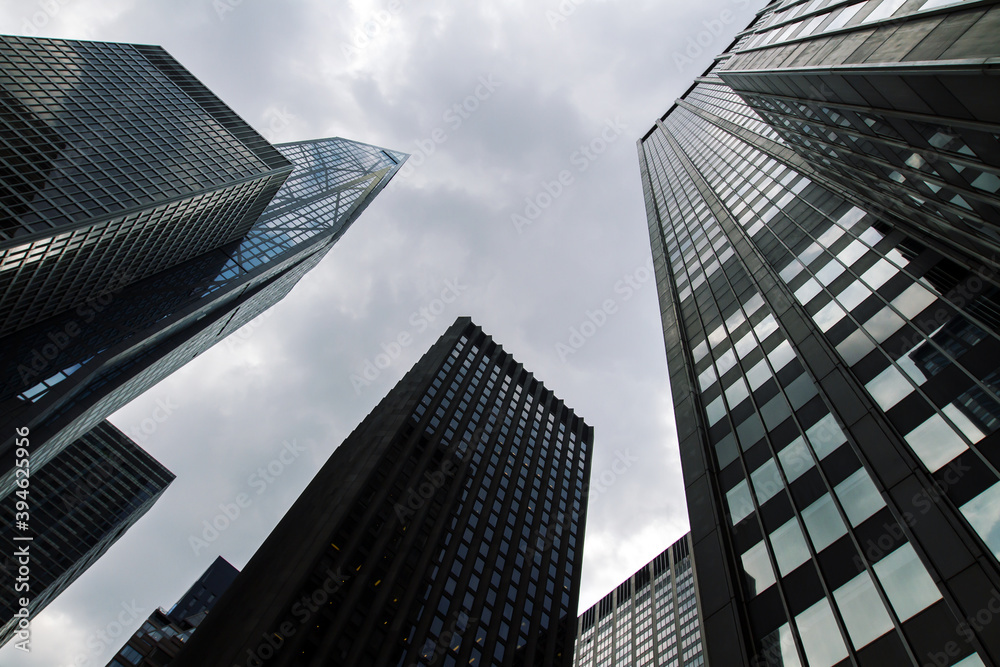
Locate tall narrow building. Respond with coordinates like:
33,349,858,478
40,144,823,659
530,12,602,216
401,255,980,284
0,37,406,493
573,535,704,667
638,2,1000,665
173,317,593,667
0,420,173,647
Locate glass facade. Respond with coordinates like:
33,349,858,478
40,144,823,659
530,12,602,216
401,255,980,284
716,0,1000,267
171,318,593,667
0,136,406,497
639,7,1000,664
0,420,173,647
573,535,704,667
0,35,292,336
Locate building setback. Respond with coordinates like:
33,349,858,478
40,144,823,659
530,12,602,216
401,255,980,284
0,420,173,647
105,556,239,666
638,1,1000,665
173,317,593,666
0,36,406,495
573,535,704,667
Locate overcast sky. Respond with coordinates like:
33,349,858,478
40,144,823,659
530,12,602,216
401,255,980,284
0,0,758,663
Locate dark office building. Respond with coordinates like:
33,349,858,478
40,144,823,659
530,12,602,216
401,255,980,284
638,2,1000,665
573,534,704,667
106,556,238,667
0,420,173,647
0,36,406,493
173,317,593,667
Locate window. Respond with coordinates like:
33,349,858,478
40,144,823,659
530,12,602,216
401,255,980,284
874,544,942,620
740,541,776,595
834,469,885,526
802,494,848,551
904,413,968,472
770,518,811,575
119,646,144,665
832,572,893,649
959,483,1000,561
795,598,849,667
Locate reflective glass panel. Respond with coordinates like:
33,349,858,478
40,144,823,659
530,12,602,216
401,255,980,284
770,518,811,575
873,544,942,621
832,572,894,649
795,598,849,667
802,493,848,551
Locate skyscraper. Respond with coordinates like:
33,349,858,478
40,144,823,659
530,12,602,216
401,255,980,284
713,0,1000,268
0,36,407,493
0,35,292,336
0,419,173,648
638,2,1000,664
573,534,704,667
173,317,593,667
106,556,239,667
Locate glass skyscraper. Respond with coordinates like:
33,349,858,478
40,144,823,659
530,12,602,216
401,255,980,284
0,36,406,495
0,35,292,336
573,535,704,667
714,0,1000,268
172,317,593,666
0,419,173,647
639,1,1000,665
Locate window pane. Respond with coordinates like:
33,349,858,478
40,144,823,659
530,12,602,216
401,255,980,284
778,436,815,482
865,365,913,411
727,480,754,525
959,482,1000,560
741,541,776,596
795,598,849,667
759,623,803,667
873,544,942,621
805,414,847,459
802,494,848,551
904,413,968,472
751,459,784,504
832,572,894,649
770,518,811,575
834,469,885,526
